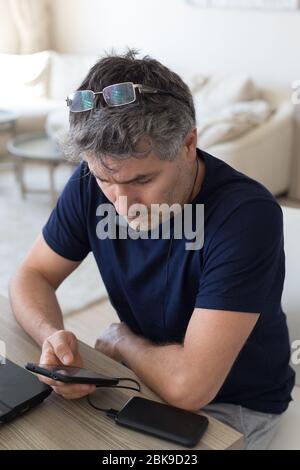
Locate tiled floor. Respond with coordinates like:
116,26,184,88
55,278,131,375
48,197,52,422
66,196,300,347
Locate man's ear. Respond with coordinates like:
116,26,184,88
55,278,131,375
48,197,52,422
183,128,198,162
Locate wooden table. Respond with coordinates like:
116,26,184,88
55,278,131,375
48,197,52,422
0,295,243,450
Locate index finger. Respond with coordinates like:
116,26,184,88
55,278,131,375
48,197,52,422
38,374,64,388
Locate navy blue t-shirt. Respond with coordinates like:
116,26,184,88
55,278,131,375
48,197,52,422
43,149,295,414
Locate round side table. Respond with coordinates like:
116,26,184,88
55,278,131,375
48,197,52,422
0,109,18,168
7,132,67,205
0,109,17,134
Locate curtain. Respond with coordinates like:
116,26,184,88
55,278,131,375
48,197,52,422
9,0,50,54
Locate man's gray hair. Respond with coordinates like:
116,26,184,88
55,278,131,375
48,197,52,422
64,49,196,164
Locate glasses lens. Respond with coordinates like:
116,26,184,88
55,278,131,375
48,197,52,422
103,83,135,107
67,90,94,112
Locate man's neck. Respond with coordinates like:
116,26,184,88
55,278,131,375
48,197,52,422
189,157,206,202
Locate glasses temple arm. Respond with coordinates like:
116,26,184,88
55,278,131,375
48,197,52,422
137,85,179,100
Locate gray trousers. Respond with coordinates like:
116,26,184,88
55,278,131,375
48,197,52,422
202,402,283,450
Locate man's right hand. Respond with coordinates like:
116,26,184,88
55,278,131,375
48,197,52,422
38,330,96,399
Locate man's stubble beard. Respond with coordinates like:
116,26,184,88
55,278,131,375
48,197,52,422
126,171,190,233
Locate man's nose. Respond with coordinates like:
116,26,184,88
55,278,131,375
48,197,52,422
114,195,128,217
113,187,137,217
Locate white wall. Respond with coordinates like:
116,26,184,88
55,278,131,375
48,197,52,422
51,0,300,89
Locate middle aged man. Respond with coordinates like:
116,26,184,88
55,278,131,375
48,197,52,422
10,50,295,449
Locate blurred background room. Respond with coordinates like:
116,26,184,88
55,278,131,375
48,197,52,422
1,5,300,444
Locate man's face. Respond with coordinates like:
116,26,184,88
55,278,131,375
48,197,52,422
85,133,197,231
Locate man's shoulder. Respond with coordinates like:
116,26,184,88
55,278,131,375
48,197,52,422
199,150,283,241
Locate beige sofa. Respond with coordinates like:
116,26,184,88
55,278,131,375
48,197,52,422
205,88,294,196
0,50,98,139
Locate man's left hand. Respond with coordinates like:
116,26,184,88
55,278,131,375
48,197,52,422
94,322,134,362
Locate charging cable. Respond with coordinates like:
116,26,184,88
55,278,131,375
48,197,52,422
86,376,141,418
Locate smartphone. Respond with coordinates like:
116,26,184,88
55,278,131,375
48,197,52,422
114,396,209,448
25,363,119,387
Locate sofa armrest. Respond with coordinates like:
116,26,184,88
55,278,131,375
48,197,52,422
205,100,293,154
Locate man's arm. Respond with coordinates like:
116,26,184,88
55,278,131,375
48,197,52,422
95,308,259,411
9,234,81,346
10,234,97,400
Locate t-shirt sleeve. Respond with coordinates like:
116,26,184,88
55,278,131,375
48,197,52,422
42,163,91,261
195,200,284,313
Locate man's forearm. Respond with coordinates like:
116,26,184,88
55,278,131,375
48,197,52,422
9,266,64,346
116,334,208,411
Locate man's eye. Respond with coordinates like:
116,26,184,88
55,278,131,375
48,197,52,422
94,175,152,185
137,179,151,185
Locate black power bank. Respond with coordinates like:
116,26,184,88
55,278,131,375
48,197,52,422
114,396,209,447
0,358,52,423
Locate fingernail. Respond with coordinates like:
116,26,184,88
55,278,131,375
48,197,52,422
62,354,73,364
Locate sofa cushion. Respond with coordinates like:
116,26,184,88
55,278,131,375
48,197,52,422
194,73,260,116
0,50,50,104
49,52,99,100
12,99,64,133
197,100,273,147
193,74,272,147
45,106,69,142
